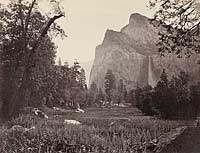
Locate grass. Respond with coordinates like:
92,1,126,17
0,107,194,153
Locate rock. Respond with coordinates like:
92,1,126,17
53,107,66,112
75,108,85,113
53,107,60,110
9,125,36,133
113,103,127,107
80,60,93,85
32,108,48,119
64,120,82,125
24,126,36,132
89,13,200,91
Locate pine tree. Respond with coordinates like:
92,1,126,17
79,68,87,89
104,69,116,105
116,79,125,106
87,82,98,106
71,60,81,83
157,69,168,88
153,69,171,118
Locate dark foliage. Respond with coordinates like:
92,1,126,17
46,61,88,109
0,0,65,119
104,69,116,104
135,70,200,119
150,0,200,57
135,85,157,116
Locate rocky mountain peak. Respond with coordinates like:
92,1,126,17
129,13,149,25
121,13,159,49
89,13,199,90
102,29,120,45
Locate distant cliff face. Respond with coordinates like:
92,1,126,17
89,13,200,90
80,60,93,85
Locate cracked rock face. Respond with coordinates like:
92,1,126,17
89,13,200,90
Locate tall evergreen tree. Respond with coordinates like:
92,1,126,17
104,69,116,105
71,61,81,83
68,61,83,107
79,68,87,89
116,79,126,106
153,69,171,118
87,82,98,106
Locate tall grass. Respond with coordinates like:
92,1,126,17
0,108,193,153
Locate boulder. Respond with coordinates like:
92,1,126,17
64,120,82,125
9,125,36,133
75,108,85,113
32,108,48,119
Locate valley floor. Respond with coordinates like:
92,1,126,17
0,106,198,153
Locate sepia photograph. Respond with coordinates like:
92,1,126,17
0,0,199,152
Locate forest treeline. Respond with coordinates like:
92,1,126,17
91,69,200,120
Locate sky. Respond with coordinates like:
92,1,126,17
55,0,154,64
0,0,154,64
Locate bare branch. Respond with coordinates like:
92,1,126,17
40,14,64,37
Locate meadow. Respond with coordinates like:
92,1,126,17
0,107,194,153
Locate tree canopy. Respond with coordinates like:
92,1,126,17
0,0,65,119
150,0,200,58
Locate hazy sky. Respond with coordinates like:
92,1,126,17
1,0,154,63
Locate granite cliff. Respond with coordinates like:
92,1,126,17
89,13,200,90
